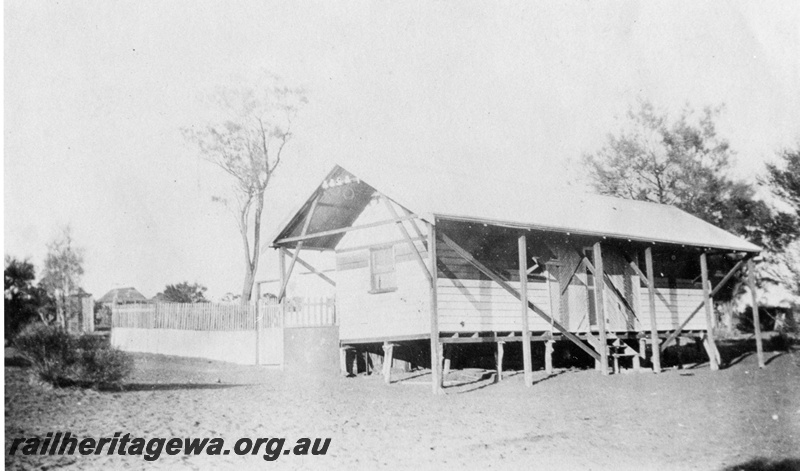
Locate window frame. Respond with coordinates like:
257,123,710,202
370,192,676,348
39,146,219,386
368,245,398,294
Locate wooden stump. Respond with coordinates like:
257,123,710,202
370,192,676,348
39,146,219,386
339,347,351,376
496,342,505,382
545,340,554,375
382,342,394,384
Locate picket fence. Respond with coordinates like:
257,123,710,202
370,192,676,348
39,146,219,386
111,297,336,331
110,298,336,365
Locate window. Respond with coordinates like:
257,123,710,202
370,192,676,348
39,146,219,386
370,246,397,293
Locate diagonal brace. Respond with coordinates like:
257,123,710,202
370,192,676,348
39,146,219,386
439,232,600,362
660,258,747,351
560,257,588,296
383,196,432,283
279,247,336,287
278,195,319,301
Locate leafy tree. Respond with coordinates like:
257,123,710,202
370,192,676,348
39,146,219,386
183,74,306,303
39,226,85,329
4,256,47,340
582,101,796,246
582,100,799,331
765,147,800,213
761,147,800,296
161,282,208,303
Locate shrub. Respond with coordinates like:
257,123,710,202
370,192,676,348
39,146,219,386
76,343,134,389
766,332,796,352
14,324,133,389
13,324,78,386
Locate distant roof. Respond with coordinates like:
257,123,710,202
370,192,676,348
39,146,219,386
272,162,761,253
97,287,148,304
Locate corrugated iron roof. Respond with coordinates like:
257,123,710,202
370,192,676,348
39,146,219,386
272,162,761,253
97,287,148,304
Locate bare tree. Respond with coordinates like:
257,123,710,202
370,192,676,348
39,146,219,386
183,75,306,303
39,226,84,329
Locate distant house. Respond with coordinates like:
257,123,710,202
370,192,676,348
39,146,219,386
96,287,148,329
150,292,168,304
97,287,148,305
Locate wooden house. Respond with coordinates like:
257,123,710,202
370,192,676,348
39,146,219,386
269,164,765,393
97,287,148,330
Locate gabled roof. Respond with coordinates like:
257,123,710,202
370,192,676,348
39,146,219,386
97,287,148,304
271,162,761,253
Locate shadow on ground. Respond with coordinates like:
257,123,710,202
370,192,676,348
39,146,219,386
120,382,246,392
721,457,800,471
657,334,796,370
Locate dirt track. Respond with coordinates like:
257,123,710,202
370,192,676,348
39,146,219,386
5,345,800,470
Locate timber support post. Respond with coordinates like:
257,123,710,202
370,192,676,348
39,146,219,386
278,195,319,302
747,258,766,368
518,235,534,387
644,247,661,373
593,242,609,375
279,249,287,371
496,341,505,382
428,222,443,394
382,342,395,384
545,340,554,375
339,346,352,376
638,337,647,371
442,346,451,379
700,252,719,371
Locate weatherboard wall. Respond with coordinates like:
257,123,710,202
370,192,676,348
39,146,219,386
333,198,709,343
335,199,432,342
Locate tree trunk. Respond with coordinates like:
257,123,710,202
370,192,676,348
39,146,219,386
56,296,67,330
238,191,265,305
241,264,255,305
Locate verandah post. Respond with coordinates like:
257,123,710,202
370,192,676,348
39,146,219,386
644,247,661,373
747,258,766,368
428,221,442,394
593,242,609,374
700,252,719,370
518,235,534,387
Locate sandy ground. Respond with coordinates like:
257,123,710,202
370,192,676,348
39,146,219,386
5,343,800,471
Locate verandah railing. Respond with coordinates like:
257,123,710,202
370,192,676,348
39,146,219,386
112,297,336,331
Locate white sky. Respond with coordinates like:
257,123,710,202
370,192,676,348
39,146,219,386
4,1,800,300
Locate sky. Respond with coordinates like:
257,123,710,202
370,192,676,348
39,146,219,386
4,1,800,300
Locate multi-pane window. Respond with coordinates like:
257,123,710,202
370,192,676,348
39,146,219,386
370,246,397,292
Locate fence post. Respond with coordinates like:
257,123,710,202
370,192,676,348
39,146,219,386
255,282,261,366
